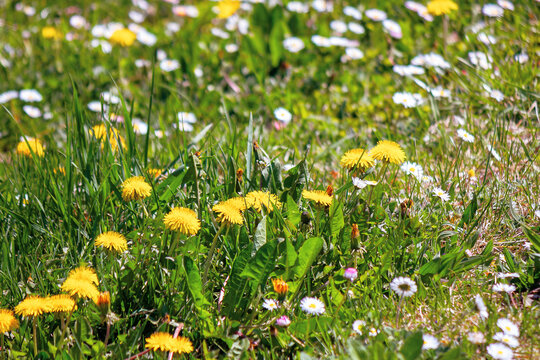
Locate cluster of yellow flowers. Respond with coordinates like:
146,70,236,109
340,140,406,171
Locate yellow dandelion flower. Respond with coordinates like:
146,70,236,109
41,26,63,40
0,309,19,333
46,295,77,313
145,332,175,352
89,124,126,152
216,0,241,19
15,296,51,317
369,140,406,165
121,176,152,201
340,148,375,171
302,190,333,207
245,191,282,212
95,231,128,252
61,266,100,300
427,0,458,15
212,198,245,225
109,28,137,46
164,207,201,235
170,336,194,354
93,291,111,312
16,138,45,157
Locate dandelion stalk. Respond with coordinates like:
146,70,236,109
32,317,38,356
202,222,227,283
1,334,5,360
57,309,74,354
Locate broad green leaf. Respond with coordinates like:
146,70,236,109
330,202,344,240
254,216,267,252
294,237,323,280
240,240,277,289
286,195,301,226
400,331,423,360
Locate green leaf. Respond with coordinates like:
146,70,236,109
294,237,324,280
286,195,301,226
183,256,212,328
400,331,423,360
459,193,477,228
240,240,277,289
254,216,267,252
222,245,253,318
437,347,465,360
330,202,344,240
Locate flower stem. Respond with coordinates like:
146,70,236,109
104,322,111,349
32,317,38,356
202,222,227,284
395,295,404,328
1,334,5,360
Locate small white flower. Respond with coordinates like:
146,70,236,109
211,27,229,39
100,92,120,104
352,320,366,335
348,22,365,34
467,332,486,344
330,20,348,34
493,332,519,348
283,37,305,53
88,101,108,113
422,334,439,350
496,318,520,337
382,19,402,39
430,86,451,98
287,1,309,13
487,343,513,360
432,187,450,202
300,297,325,315
135,59,151,68
19,89,43,102
343,6,362,20
225,43,239,53
137,30,157,46
132,118,148,135
262,299,279,311
497,272,520,279
498,0,514,10
368,327,379,337
469,51,492,69
475,295,489,319
160,59,180,72
274,108,292,124
311,35,331,47
493,283,516,294
478,33,497,45
514,52,528,64
421,175,434,184
490,90,504,102
393,65,425,76
172,5,199,18
23,105,42,118
483,4,504,17
412,53,450,69
129,10,145,23
70,15,87,29
311,0,333,13
177,112,197,124
365,9,387,21
0,90,18,103
390,277,417,297
401,162,423,179
344,47,364,60
457,129,475,143
352,178,378,189
393,92,423,108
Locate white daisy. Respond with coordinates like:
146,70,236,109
486,343,513,360
160,59,180,72
348,22,365,34
311,35,332,47
225,44,239,53
262,299,279,311
352,178,378,189
392,92,423,108
365,9,387,21
344,47,364,60
514,52,528,64
393,65,425,76
382,19,402,39
422,334,439,350
19,89,43,102
430,86,451,98
493,333,519,348
311,0,333,13
343,6,362,20
287,2,309,13
475,295,489,319
482,4,504,17
69,15,87,29
490,90,504,102
330,20,348,34
368,327,379,337
300,297,325,315
137,30,157,46
496,318,520,337
0,90,18,103
352,320,366,335
432,187,450,202
283,37,305,53
457,129,475,143
390,277,417,297
210,27,229,39
274,108,292,124
468,51,492,69
22,105,41,118
132,118,148,135
467,332,486,344
401,162,423,179
493,283,516,294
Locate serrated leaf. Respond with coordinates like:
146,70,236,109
294,237,323,280
254,216,267,252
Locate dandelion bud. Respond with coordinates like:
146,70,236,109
94,291,110,313
343,268,358,282
271,278,289,296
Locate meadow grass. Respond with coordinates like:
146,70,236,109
0,0,538,359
